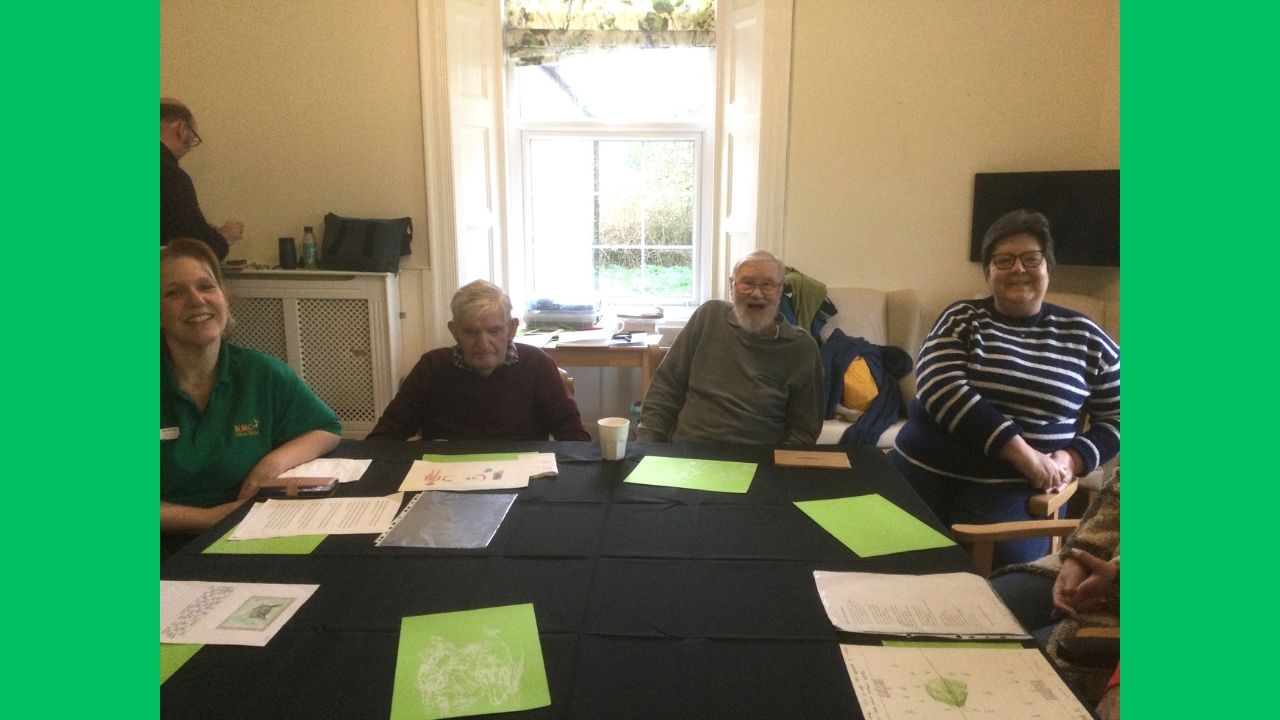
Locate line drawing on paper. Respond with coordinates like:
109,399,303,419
416,628,523,715
925,676,969,707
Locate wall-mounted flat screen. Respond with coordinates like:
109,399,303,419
970,170,1119,267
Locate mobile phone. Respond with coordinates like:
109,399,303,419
255,476,340,499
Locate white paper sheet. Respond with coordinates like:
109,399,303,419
519,452,558,478
840,646,1093,720
398,460,532,492
554,330,612,346
280,458,373,483
814,571,1029,638
513,333,554,348
160,580,318,646
231,494,403,539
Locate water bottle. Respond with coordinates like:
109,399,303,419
301,226,318,269
628,401,642,441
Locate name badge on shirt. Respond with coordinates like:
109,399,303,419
161,427,180,441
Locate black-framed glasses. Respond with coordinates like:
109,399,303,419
733,279,783,294
990,251,1044,270
185,122,202,148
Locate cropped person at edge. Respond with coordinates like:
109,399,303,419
160,239,342,554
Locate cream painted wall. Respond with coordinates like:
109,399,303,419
786,0,1120,324
160,0,434,371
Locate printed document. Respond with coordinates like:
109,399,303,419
231,494,403,539
814,571,1028,638
841,645,1092,720
161,580,318,646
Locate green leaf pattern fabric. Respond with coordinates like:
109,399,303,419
504,0,715,65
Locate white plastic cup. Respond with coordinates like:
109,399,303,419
598,417,630,460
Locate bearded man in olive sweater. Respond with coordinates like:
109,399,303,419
367,281,590,442
638,251,823,445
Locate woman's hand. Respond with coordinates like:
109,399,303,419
1053,549,1119,617
1000,436,1072,490
160,499,245,534
1049,449,1085,477
237,430,342,501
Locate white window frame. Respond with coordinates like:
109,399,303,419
504,68,716,313
417,0,793,348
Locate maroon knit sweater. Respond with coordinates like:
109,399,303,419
366,344,590,441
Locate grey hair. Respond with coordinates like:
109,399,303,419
980,209,1056,277
450,279,513,323
730,250,786,282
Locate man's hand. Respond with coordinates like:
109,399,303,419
219,220,245,244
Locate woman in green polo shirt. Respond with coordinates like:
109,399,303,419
160,239,342,551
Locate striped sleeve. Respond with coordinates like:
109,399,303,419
914,303,1021,457
1066,330,1120,474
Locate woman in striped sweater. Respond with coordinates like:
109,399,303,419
888,209,1120,568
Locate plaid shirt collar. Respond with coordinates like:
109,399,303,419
451,341,520,373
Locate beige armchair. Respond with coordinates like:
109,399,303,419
1044,291,1120,495
815,287,924,447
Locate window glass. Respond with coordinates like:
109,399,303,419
516,47,712,122
528,138,696,300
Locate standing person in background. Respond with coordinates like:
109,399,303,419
160,99,243,260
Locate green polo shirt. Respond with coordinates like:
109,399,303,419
161,342,342,508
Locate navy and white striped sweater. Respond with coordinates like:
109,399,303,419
894,297,1120,483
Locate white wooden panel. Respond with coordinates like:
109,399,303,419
729,18,761,112
460,227,494,285
458,126,493,215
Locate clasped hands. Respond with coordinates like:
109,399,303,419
1001,436,1083,492
1053,548,1119,618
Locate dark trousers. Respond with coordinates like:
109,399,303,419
887,450,1061,569
989,572,1059,647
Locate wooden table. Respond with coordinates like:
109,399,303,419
542,342,669,395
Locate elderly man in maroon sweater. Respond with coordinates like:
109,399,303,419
367,280,590,441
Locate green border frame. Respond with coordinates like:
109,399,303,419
3,3,154,717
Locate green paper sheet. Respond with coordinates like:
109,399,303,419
391,603,551,720
202,525,326,555
882,640,1022,649
422,453,521,463
794,494,955,557
623,456,757,494
161,643,202,684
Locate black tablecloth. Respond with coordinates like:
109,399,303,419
161,441,982,719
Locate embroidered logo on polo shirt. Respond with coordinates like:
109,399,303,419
234,419,261,437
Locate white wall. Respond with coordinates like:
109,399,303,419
785,0,1120,324
160,0,435,370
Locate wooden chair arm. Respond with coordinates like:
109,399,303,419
952,519,1081,577
1027,479,1078,517
1076,627,1120,639
952,519,1081,544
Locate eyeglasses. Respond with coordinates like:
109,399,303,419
733,279,783,294
990,251,1045,270
185,122,202,148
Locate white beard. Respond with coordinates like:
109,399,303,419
732,301,780,337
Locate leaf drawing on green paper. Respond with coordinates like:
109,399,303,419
416,628,524,716
925,677,969,707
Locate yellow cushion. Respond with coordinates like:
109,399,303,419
842,356,878,412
